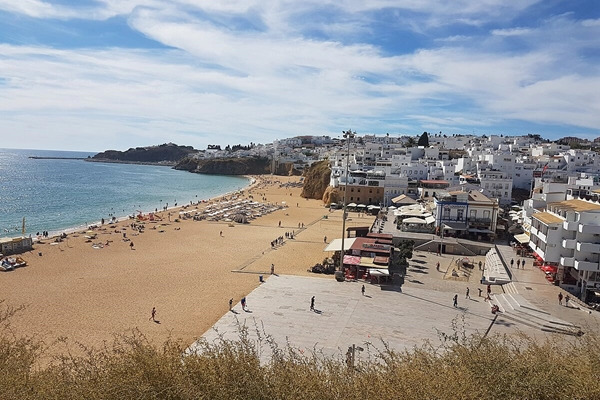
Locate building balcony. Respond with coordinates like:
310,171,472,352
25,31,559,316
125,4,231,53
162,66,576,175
562,239,577,249
537,231,547,242
577,242,600,254
563,221,578,231
579,225,600,235
561,256,575,267
574,259,599,271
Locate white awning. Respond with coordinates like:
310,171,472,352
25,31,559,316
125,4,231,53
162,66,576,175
403,217,427,224
514,233,530,244
443,222,468,231
323,238,357,252
424,216,436,224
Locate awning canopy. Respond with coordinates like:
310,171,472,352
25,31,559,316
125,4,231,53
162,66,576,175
323,237,357,252
402,217,427,224
514,233,530,244
343,255,361,265
469,228,493,234
360,256,386,268
369,268,390,277
443,222,468,231
424,216,436,224
391,194,417,205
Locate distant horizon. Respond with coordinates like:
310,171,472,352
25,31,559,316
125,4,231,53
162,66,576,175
0,1,598,151
0,131,592,154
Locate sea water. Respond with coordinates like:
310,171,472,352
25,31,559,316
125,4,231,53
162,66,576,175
0,148,249,238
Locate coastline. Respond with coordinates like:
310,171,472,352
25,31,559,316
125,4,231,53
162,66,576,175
1,174,367,360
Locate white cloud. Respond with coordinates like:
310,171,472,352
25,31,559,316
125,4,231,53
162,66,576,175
0,1,599,151
491,27,533,36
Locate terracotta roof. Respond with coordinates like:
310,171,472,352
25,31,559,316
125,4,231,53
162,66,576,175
532,211,563,225
468,191,493,203
548,199,600,212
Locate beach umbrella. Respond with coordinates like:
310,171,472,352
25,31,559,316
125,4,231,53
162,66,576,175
233,214,248,224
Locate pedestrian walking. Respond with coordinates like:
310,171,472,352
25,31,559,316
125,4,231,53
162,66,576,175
516,259,521,268
510,258,514,268
229,298,233,311
310,296,315,311
466,287,470,299
478,261,482,270
453,294,458,308
558,292,563,305
270,264,275,275
487,284,491,296
241,297,246,311
130,241,134,250
361,285,365,296
522,259,526,269
150,307,156,322
565,295,570,307
478,288,482,297
436,261,440,271
324,236,327,243
220,231,223,237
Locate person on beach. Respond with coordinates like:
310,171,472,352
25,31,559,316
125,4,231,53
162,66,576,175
150,307,156,322
324,236,327,243
241,297,246,311
220,231,223,237
466,287,470,299
310,296,315,311
229,298,233,311
270,264,275,275
478,288,482,297
453,294,458,308
130,241,134,250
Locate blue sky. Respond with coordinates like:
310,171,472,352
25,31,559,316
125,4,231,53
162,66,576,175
0,0,599,151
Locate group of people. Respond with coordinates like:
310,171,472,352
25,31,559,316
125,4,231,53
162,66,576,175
558,292,571,307
510,258,526,269
271,233,294,248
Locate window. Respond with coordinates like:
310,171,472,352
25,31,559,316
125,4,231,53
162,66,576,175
505,184,509,189
443,208,450,219
457,209,464,220
483,210,490,219
470,210,477,218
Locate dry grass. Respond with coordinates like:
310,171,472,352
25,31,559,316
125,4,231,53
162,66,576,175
2,303,600,400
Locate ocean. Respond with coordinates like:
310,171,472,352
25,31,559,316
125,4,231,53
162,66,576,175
0,148,249,238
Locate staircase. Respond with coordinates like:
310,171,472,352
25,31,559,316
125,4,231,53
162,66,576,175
492,292,581,336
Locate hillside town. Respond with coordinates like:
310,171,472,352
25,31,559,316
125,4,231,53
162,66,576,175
194,132,600,306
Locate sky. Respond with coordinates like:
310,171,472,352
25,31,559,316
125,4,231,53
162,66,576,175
0,1,599,152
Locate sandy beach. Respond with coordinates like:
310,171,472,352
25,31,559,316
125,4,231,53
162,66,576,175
1,175,375,356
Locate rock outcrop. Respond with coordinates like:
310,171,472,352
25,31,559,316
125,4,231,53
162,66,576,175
174,156,271,175
300,160,331,202
93,143,196,163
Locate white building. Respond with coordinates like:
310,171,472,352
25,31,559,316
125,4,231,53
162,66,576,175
529,199,600,301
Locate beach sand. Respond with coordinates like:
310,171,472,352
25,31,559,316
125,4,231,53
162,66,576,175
1,175,375,357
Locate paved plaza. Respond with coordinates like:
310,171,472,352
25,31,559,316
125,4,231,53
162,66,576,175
189,246,600,362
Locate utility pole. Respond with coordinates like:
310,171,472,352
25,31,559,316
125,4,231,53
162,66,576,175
339,130,356,273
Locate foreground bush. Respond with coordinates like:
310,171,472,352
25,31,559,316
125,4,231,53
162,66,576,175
1,306,600,399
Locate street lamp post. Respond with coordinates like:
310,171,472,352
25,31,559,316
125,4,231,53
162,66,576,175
339,130,356,273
